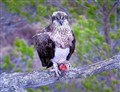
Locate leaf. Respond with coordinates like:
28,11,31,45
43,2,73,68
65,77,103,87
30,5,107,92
37,4,46,16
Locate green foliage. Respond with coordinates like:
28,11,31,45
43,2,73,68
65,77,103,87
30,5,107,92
111,79,119,85
37,5,46,16
27,88,42,92
83,77,93,90
101,71,109,76
14,38,34,71
82,73,119,92
1,38,34,72
104,87,112,92
14,38,34,59
73,15,106,60
110,29,120,40
27,86,51,92
55,83,63,91
73,15,119,92
1,0,58,22
0,54,14,70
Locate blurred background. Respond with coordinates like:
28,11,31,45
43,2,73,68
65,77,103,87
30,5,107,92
0,0,120,92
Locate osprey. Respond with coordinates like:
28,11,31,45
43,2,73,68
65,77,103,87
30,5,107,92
33,11,75,76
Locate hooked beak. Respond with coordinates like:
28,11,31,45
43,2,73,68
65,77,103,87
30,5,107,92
58,19,63,25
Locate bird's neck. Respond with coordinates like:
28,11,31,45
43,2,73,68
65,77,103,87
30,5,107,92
52,24,71,32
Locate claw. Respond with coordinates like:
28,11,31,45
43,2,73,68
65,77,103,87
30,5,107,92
67,62,72,70
50,62,72,77
52,62,61,77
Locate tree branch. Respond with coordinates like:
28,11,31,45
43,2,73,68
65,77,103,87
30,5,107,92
107,0,119,16
0,54,120,92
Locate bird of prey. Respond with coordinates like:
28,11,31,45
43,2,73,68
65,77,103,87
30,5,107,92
33,11,75,76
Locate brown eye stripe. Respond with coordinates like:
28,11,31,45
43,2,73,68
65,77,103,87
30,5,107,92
52,15,68,20
52,16,57,20
65,16,68,19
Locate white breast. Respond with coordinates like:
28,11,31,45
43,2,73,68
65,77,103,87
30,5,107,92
52,47,69,63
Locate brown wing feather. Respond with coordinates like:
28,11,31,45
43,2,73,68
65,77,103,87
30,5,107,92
66,31,76,60
33,33,55,68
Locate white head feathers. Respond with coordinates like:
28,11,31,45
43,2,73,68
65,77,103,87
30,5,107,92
52,11,67,17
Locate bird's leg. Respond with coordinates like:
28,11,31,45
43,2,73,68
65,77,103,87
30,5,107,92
50,62,61,77
66,62,72,70
54,62,61,76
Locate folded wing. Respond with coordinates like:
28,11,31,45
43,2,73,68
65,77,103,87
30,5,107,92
33,34,55,68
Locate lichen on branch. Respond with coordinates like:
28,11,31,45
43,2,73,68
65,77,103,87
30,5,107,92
0,54,120,92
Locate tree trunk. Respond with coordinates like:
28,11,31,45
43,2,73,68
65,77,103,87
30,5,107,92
103,15,111,46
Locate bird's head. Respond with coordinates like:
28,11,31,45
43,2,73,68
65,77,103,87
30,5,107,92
51,11,69,27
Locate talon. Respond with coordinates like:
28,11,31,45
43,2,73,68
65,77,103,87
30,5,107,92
52,62,62,77
67,63,72,69
49,68,60,77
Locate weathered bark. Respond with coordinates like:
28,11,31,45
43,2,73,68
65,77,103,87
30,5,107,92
0,54,120,92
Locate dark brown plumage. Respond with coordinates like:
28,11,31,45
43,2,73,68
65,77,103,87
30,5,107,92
33,34,55,68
